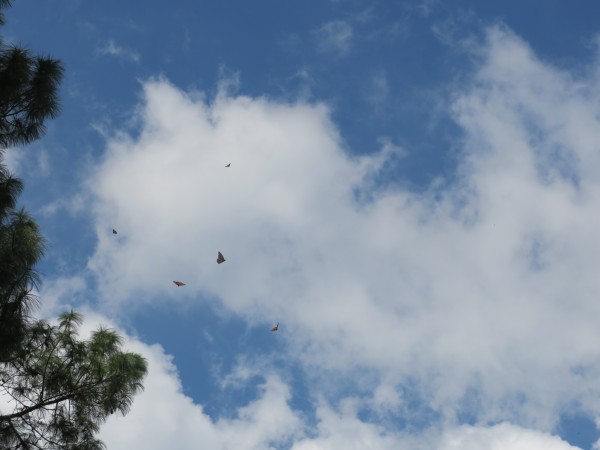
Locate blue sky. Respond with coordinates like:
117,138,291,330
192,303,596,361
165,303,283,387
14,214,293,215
3,1,600,449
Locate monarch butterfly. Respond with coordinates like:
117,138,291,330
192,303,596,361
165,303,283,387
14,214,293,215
225,163,231,167
217,252,226,264
173,281,186,286
271,322,279,332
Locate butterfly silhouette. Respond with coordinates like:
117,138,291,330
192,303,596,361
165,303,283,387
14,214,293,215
225,163,231,167
112,229,117,234
173,281,186,286
217,252,226,264
271,322,279,332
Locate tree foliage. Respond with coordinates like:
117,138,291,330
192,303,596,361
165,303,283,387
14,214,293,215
0,311,148,450
0,162,44,362
0,0,59,360
0,164,149,449
0,47,64,149
0,5,148,449
0,1,12,27
0,0,63,150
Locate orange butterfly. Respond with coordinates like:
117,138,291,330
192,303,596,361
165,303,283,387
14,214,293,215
271,322,279,332
173,281,186,287
217,252,226,264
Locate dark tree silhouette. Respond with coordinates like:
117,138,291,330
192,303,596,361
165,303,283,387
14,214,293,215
0,311,148,450
0,1,63,150
0,163,44,362
0,5,148,449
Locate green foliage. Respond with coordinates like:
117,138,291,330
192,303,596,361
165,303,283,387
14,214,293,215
0,0,60,361
0,311,148,449
0,0,63,150
0,1,12,27
0,163,45,361
0,6,148,449
0,46,64,149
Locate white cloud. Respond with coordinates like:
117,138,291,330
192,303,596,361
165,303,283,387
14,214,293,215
3,304,582,450
313,20,353,55
36,275,87,318
86,24,600,445
38,192,86,217
32,310,303,450
2,146,23,173
2,146,51,178
100,341,303,450
88,314,578,450
288,415,581,450
89,314,580,450
35,148,51,176
289,401,413,450
98,39,141,63
438,423,581,450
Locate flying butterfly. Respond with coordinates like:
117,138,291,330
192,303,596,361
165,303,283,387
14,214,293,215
225,163,231,167
112,229,117,234
271,322,279,332
173,281,186,287
217,252,226,264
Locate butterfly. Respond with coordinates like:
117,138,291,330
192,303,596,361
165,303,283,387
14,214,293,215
271,322,279,332
217,252,226,264
225,163,231,167
112,229,117,234
173,281,186,286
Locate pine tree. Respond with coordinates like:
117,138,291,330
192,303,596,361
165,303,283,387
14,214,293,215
0,162,149,449
0,0,61,361
0,311,148,449
0,162,44,362
0,0,64,150
0,4,148,448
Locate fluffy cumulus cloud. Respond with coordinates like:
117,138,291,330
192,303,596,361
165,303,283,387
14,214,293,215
33,310,301,450
290,421,580,450
438,423,581,450
89,318,577,450
87,24,600,448
100,340,302,449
